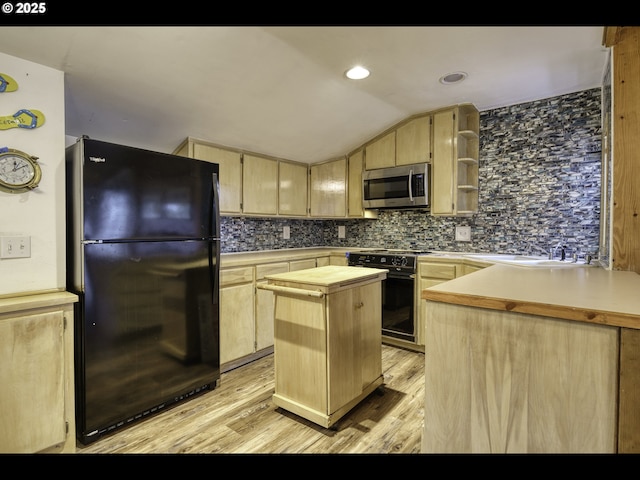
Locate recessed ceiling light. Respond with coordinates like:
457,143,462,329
345,66,370,80
439,71,467,85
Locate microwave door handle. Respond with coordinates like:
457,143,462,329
408,169,414,201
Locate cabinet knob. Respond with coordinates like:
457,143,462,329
355,301,364,309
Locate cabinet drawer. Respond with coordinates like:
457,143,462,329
420,263,457,280
289,259,317,271
256,262,289,280
220,266,254,286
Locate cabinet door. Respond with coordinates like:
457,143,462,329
193,143,242,214
279,160,308,216
431,109,456,215
365,131,396,170
309,158,347,217
255,262,289,351
316,256,330,267
347,149,364,217
417,261,457,347
330,253,348,266
243,154,278,215
396,115,431,166
219,267,255,365
0,311,66,453
327,281,382,414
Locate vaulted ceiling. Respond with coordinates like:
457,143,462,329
0,26,608,163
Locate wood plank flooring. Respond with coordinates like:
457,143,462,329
77,345,425,454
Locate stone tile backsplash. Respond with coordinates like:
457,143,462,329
221,88,602,259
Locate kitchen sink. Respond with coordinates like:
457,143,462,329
462,253,593,268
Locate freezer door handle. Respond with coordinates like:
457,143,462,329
210,172,221,305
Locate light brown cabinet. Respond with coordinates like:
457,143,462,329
0,292,77,453
279,160,308,216
309,157,347,217
417,261,458,347
347,149,364,217
175,138,243,214
221,254,335,369
219,266,255,367
255,262,289,352
262,265,387,428
364,131,396,170
432,104,479,216
396,115,431,166
417,257,487,347
242,153,278,215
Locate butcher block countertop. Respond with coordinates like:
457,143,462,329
422,263,640,329
262,265,388,295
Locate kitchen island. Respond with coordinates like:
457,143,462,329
421,264,640,453
261,265,387,428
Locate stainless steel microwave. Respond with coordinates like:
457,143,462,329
362,163,430,209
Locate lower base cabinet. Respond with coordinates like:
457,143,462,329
262,265,387,428
219,266,255,366
0,292,78,453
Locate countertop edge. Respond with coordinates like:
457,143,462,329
422,289,639,329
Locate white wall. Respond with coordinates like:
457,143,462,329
0,52,65,296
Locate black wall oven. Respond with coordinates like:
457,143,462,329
347,250,429,347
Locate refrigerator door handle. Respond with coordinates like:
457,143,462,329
212,172,220,240
210,172,221,305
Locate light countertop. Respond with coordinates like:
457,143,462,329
422,263,640,329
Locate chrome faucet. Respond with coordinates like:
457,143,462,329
550,241,566,261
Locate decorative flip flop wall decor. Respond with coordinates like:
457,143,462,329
0,73,18,93
0,109,45,130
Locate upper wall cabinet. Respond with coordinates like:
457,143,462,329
243,154,278,215
175,138,243,214
431,104,479,216
396,115,431,166
279,160,308,216
364,115,432,171
347,149,364,218
310,157,347,217
364,131,396,170
175,137,310,218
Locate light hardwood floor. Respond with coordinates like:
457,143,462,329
77,344,425,454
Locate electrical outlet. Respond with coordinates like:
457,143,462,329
455,226,471,242
338,226,346,239
283,226,290,240
0,236,31,258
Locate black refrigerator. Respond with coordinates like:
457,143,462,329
65,136,221,445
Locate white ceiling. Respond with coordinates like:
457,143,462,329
0,26,609,164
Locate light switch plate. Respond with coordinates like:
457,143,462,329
283,226,290,240
338,226,346,239
455,226,471,242
0,236,31,258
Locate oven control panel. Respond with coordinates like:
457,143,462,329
347,251,420,274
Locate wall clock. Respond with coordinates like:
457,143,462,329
0,147,42,193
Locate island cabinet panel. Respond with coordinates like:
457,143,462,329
264,265,386,428
422,302,618,454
